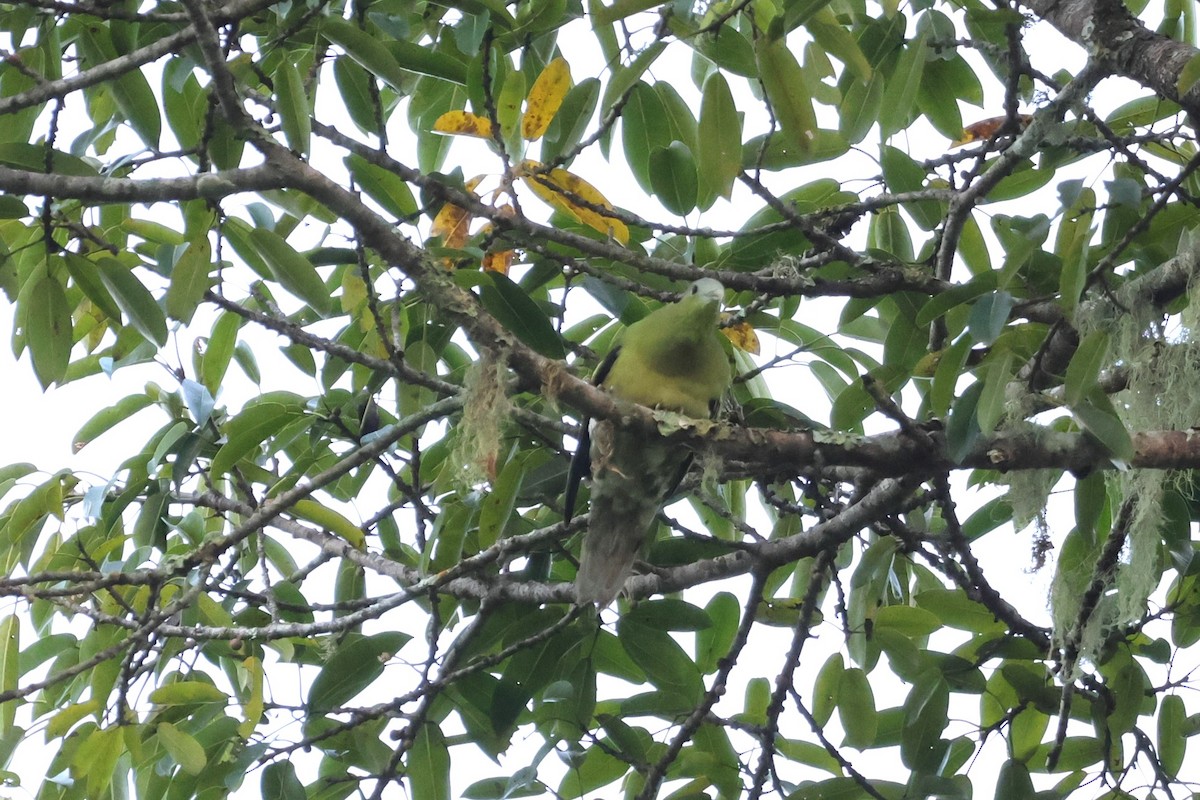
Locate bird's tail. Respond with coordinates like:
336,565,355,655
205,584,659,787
575,521,642,606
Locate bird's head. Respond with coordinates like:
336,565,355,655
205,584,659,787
685,278,725,308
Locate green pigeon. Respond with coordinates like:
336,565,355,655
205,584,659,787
565,278,732,606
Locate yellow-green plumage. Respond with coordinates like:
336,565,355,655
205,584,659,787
571,279,732,606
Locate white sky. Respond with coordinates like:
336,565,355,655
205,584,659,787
1,6,1196,797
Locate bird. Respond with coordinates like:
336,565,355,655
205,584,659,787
564,278,732,606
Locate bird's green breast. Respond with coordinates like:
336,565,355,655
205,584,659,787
604,328,730,418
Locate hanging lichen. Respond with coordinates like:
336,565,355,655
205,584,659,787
450,347,511,488
1001,463,1061,533
1049,276,1200,678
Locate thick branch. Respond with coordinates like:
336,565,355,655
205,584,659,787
1023,0,1200,115
0,164,282,202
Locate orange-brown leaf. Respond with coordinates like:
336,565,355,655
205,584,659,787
518,160,629,244
433,110,495,139
522,57,571,141
721,318,760,355
952,114,1033,146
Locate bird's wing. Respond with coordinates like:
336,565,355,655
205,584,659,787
562,343,622,525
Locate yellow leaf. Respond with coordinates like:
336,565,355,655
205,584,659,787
237,656,264,738
721,318,760,355
518,160,629,244
341,269,368,314
483,249,513,275
432,203,472,249
432,110,494,139
522,57,572,140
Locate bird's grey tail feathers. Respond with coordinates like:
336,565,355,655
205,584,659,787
574,521,640,607
575,498,661,606
575,425,683,606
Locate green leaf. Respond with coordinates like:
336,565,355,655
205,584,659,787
975,349,1013,434
72,725,125,798
345,153,418,219
496,68,525,149
880,144,942,231
648,141,697,215
1071,389,1134,464
165,238,212,324
967,291,1014,346
1106,95,1181,131
915,588,1005,633
1056,186,1096,315
46,700,100,738
22,268,73,387
202,311,241,394
97,257,169,346
986,162,1055,203
839,71,885,144
600,42,667,138
308,632,411,711
1063,330,1109,408
557,741,627,797
1159,693,1187,777
811,653,844,726
479,272,564,358
696,592,740,674
541,77,600,165
620,82,670,194
0,195,28,218
916,274,999,327
618,617,703,703
19,631,73,673
742,128,849,170
808,9,871,82
1180,53,1200,95
874,605,940,637
838,667,877,748
930,338,972,418
333,56,384,134
248,227,333,315
261,761,306,800
869,205,913,261
879,29,927,138
77,28,161,149
996,759,1034,800
626,598,712,632
755,36,816,156
901,671,949,770
0,143,98,176
409,723,451,800
73,393,154,451
697,71,742,204
916,58,964,139
0,616,16,732
61,252,120,323
1010,705,1048,762
292,499,366,549
149,680,229,705
776,737,843,775
959,213,993,275
274,58,312,155
386,39,467,84
690,25,758,77
157,721,207,775
323,19,410,92
209,398,306,477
